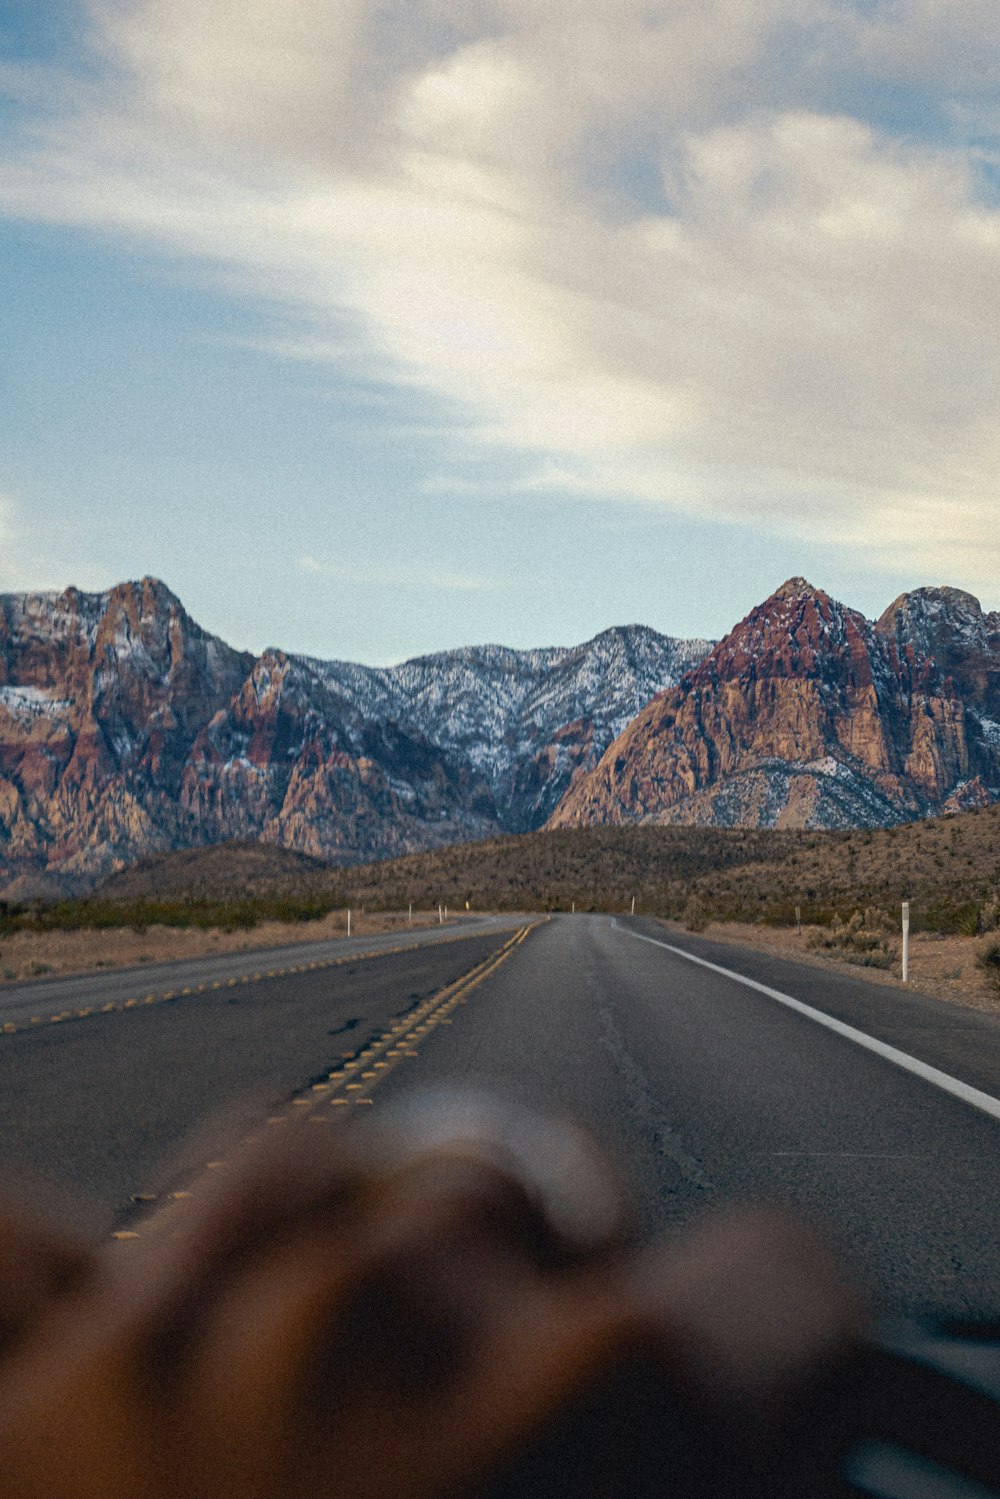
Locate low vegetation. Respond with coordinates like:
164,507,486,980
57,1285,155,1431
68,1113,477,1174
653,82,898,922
805,908,898,970
5,803,1000,942
0,893,334,940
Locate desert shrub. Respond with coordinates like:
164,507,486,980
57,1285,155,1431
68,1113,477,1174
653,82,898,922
682,894,709,933
976,941,1000,995
807,911,898,970
0,893,336,938
956,903,982,937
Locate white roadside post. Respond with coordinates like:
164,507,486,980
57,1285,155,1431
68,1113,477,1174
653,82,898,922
408,902,412,926
631,896,636,916
438,904,443,925
347,908,351,938
572,901,575,915
902,900,910,984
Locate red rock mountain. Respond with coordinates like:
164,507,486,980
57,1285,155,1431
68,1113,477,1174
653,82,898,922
4,574,998,892
0,579,253,889
549,578,1000,831
0,580,704,894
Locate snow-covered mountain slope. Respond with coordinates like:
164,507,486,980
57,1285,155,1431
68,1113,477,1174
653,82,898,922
308,624,711,826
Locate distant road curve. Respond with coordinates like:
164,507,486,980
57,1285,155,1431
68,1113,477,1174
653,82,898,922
0,914,529,1033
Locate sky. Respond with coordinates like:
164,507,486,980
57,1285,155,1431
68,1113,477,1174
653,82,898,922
1,0,998,664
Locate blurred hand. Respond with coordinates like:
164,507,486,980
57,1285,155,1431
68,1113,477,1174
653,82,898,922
0,1093,864,1499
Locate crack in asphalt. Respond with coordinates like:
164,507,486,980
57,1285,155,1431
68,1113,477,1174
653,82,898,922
598,1005,714,1212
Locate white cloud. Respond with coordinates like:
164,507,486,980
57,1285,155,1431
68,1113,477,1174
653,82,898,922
299,555,495,593
2,1,1000,582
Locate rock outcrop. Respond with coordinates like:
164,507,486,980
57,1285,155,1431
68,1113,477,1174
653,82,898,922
550,578,1000,831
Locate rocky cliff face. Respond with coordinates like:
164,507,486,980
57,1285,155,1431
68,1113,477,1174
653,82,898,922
550,578,1000,832
0,579,253,888
0,581,707,892
177,650,497,865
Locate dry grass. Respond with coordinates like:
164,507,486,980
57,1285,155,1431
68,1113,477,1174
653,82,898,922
669,919,1000,1014
0,909,444,986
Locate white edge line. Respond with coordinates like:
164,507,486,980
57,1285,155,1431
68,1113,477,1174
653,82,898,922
620,925,1000,1126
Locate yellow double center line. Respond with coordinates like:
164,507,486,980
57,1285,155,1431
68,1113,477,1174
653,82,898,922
288,924,536,1119
1,925,532,1039
109,924,538,1241
109,923,539,1241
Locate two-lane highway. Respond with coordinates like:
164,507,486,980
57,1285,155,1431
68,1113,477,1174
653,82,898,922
3,912,1000,1319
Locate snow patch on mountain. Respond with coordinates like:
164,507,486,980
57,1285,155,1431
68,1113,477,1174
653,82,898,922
306,625,711,823
0,684,72,718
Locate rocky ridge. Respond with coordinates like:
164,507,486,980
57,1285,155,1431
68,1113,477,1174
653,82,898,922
5,573,999,894
0,579,708,892
549,578,1000,831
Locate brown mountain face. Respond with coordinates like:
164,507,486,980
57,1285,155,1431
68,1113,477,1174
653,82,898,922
0,586,499,895
0,579,253,890
549,578,1000,831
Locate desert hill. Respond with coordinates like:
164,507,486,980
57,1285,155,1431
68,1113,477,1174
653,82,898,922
84,804,1000,933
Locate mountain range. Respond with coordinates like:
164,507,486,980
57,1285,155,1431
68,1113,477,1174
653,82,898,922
0,578,707,894
1,574,997,896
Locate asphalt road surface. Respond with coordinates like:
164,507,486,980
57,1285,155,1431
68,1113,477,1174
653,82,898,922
3,912,1000,1320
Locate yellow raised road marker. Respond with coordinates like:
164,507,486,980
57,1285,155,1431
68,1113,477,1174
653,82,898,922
103,924,540,1245
287,925,537,1117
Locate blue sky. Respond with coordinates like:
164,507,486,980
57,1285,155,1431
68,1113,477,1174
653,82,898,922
1,1,998,663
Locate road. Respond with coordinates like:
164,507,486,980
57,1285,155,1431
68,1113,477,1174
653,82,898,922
3,912,1000,1320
